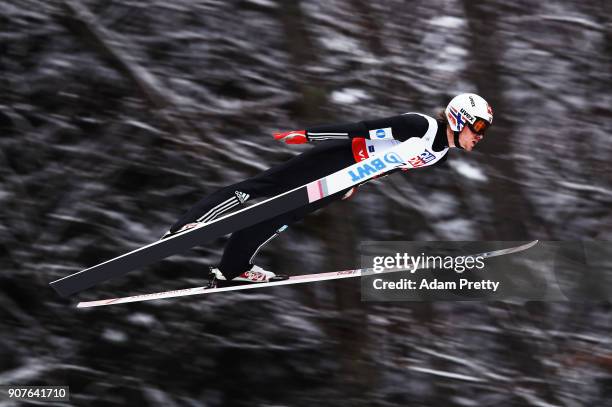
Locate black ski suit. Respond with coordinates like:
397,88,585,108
169,113,449,279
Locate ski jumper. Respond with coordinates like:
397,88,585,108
169,113,450,279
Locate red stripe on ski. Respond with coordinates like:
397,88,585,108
306,181,324,202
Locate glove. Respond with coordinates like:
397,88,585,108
273,130,308,144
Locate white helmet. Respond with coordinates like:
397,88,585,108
445,93,493,134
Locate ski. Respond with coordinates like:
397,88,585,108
76,240,538,308
50,137,439,297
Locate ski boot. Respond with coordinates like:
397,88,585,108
160,222,201,240
208,265,288,288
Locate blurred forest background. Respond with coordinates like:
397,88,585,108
1,0,611,406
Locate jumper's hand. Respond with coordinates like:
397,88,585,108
273,130,308,144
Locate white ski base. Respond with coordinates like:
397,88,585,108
76,241,538,308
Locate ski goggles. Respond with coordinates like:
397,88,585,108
468,118,490,135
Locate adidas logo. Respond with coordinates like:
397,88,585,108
235,190,250,204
